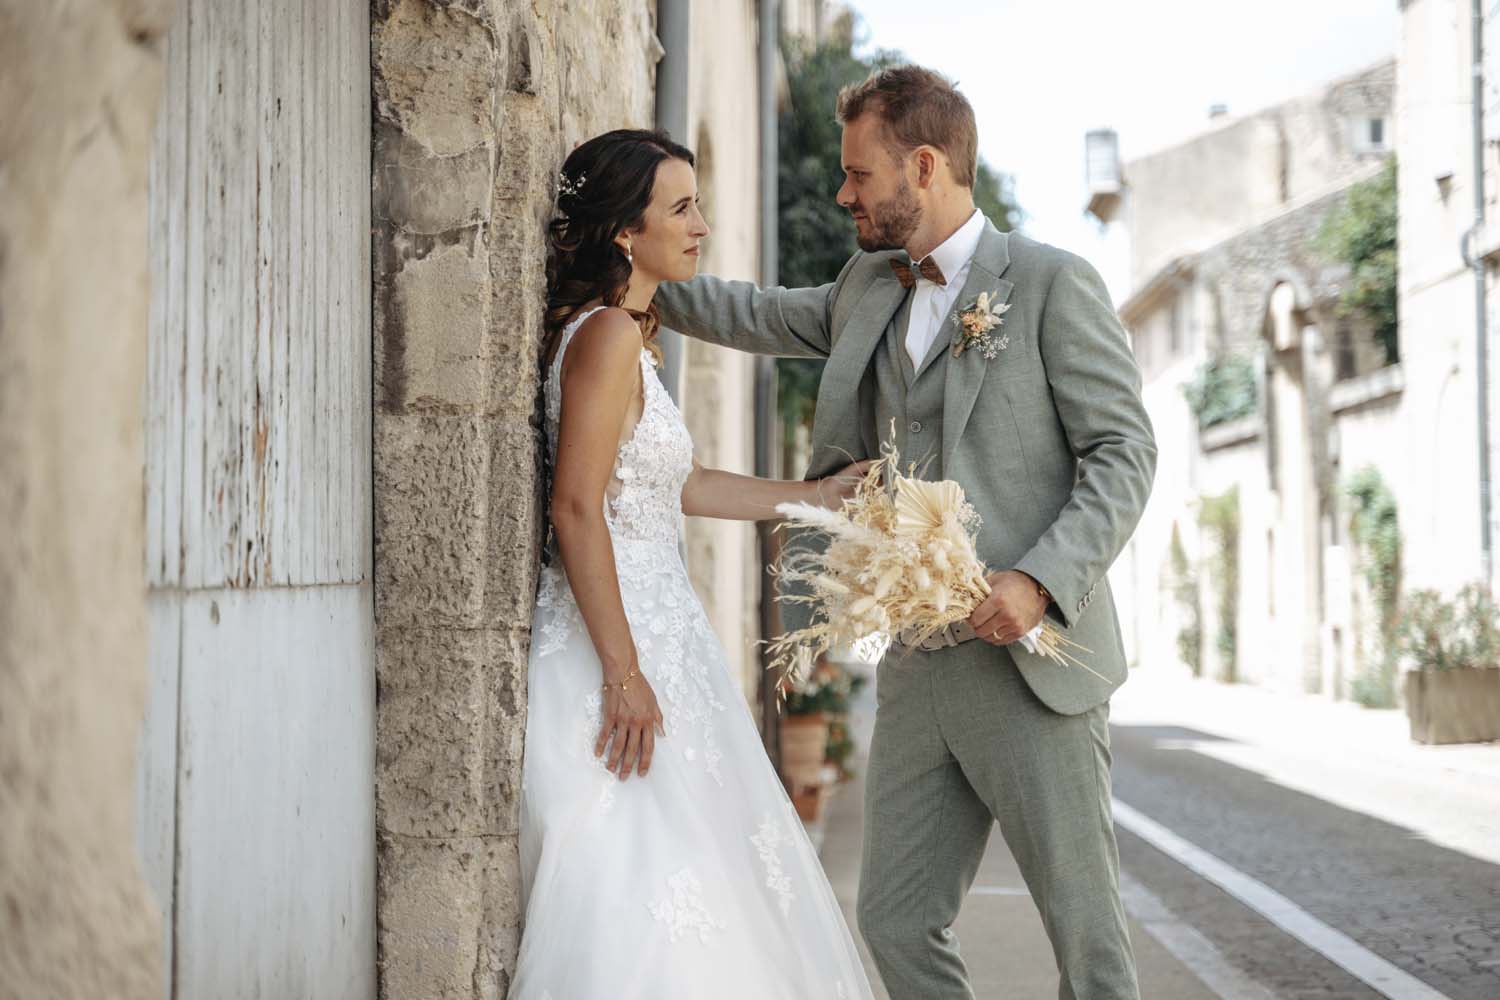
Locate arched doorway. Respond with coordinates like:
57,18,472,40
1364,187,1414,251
1262,280,1322,693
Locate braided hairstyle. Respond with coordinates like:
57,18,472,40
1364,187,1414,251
543,128,697,370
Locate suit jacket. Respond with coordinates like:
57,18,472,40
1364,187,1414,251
654,219,1157,715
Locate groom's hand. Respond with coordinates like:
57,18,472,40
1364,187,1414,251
968,570,1048,646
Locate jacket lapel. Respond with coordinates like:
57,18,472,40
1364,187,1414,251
807,269,907,477
942,223,1014,470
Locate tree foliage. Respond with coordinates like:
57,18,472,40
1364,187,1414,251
1315,157,1398,364
775,15,1025,434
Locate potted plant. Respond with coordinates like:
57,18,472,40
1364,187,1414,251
1397,584,1500,744
779,658,857,820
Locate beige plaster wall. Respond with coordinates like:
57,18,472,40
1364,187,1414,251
0,1,177,997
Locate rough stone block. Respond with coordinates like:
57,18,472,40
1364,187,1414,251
392,241,493,410
376,625,527,838
377,832,521,1000
374,414,543,629
375,121,495,235
376,414,492,626
373,0,498,157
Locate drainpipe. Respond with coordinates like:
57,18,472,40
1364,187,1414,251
755,0,782,761
655,0,690,403
1463,0,1493,586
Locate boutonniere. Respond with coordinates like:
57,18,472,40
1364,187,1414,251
953,290,1012,359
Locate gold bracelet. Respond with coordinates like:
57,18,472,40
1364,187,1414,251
602,666,640,693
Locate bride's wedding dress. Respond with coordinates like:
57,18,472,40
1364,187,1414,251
512,306,875,1000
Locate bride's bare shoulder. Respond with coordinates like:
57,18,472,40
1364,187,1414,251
559,307,643,383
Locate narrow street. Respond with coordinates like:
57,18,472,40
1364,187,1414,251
818,664,1500,999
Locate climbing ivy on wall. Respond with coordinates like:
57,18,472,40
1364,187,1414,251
1315,157,1398,365
1197,488,1240,682
1344,466,1401,706
1182,356,1258,429
1169,524,1202,676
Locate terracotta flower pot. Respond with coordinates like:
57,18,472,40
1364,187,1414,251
791,783,828,823
779,711,830,792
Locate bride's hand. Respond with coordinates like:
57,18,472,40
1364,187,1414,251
815,458,876,510
594,667,666,781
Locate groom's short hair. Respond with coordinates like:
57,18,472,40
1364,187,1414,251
836,65,978,189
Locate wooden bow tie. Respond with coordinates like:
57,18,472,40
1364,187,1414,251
889,256,947,289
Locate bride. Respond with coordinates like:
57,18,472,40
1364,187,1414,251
511,128,877,1000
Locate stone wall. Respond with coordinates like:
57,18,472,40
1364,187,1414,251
1124,58,1395,287
370,0,658,996
0,1,176,997
1190,185,1360,357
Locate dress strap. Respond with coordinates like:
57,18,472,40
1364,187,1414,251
552,305,611,374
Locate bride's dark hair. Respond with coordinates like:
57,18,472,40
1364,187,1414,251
544,128,696,370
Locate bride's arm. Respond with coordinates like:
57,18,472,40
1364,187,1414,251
679,457,872,521
551,308,664,778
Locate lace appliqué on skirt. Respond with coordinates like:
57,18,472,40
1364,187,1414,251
647,867,727,945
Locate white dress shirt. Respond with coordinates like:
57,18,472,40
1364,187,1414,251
903,208,986,370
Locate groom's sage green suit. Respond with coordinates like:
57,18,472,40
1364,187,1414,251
655,218,1156,1000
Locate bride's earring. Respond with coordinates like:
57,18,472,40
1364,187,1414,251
626,246,633,264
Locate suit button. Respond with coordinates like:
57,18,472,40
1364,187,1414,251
909,420,922,434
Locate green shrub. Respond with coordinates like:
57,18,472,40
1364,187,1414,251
1183,356,1258,428
1344,467,1401,706
1396,584,1500,672
1197,489,1240,681
1169,524,1203,676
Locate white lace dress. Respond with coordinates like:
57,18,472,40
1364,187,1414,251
512,307,874,1000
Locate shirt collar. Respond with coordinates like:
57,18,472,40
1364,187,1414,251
917,208,985,287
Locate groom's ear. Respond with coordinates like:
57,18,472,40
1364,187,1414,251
914,147,941,190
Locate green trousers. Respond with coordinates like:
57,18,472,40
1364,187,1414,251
855,644,1141,1000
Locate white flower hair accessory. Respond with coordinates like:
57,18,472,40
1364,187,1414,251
557,169,587,198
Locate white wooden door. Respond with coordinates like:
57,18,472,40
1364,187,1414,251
136,2,374,996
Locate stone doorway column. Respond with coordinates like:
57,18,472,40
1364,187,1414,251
370,2,658,995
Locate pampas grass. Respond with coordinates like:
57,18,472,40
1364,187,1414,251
768,424,1094,689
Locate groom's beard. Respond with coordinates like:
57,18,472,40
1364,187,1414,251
853,179,921,252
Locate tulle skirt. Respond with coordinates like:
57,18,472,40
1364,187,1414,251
513,539,874,1000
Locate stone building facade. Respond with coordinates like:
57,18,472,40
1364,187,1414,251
1094,60,1407,697
4,0,801,998
1396,0,1500,597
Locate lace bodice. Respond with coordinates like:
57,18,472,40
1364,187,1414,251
543,306,695,547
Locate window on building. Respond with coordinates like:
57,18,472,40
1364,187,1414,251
1352,116,1388,154
1334,321,1357,381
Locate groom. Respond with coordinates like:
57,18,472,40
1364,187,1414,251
655,65,1155,999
